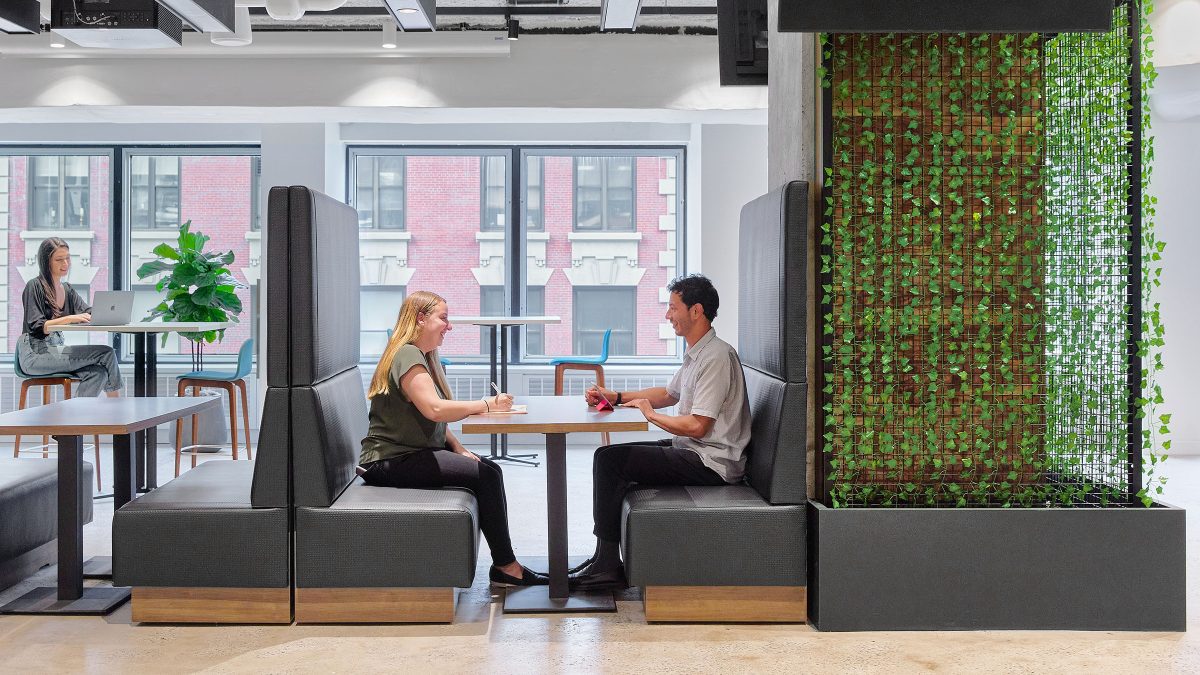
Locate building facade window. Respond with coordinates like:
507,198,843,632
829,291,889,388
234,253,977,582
30,155,90,230
574,156,634,231
362,286,406,356
250,156,261,232
129,155,181,230
356,155,406,230
481,155,506,232
573,287,636,356
525,156,544,232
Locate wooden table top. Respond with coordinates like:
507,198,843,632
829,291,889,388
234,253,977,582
461,395,649,435
57,321,235,334
0,396,220,435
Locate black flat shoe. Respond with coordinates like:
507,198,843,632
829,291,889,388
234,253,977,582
568,564,626,591
490,564,549,587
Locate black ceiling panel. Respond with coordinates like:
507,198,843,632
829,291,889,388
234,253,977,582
779,0,1115,33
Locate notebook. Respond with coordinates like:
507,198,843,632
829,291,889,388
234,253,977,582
482,404,528,415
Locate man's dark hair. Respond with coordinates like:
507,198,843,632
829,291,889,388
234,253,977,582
667,274,719,322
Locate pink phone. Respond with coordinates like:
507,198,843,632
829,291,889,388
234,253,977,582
591,383,614,411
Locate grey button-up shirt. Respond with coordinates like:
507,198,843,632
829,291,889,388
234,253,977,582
666,328,752,483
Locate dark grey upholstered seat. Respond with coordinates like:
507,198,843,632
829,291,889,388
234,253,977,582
264,185,479,598
622,181,809,594
0,458,93,591
112,461,288,588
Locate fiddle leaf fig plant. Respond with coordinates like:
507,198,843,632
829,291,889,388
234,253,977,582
136,220,244,348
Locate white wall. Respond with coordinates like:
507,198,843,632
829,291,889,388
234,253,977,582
699,124,770,347
1151,112,1200,454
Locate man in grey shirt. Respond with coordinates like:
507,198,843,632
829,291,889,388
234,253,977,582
572,274,752,589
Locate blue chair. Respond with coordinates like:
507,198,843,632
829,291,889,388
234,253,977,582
12,351,103,491
551,328,612,443
175,338,254,477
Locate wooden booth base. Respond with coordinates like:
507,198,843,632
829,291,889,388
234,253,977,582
642,586,807,623
295,587,459,624
131,587,292,624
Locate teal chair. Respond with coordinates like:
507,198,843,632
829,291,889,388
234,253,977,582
12,351,103,491
551,328,612,444
175,338,254,477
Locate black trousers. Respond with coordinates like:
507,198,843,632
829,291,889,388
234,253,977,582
592,439,726,542
363,449,517,567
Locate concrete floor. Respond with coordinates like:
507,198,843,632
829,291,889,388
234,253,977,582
1,442,1198,674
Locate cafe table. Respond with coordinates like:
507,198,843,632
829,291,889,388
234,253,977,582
461,395,648,613
0,395,219,615
59,321,233,491
455,315,561,466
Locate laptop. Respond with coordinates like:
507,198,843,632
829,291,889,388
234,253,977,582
84,291,136,326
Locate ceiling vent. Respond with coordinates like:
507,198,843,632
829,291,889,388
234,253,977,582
157,0,236,33
50,0,185,48
381,0,437,32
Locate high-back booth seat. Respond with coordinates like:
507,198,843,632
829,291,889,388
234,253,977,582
0,458,93,592
621,181,810,623
265,186,477,624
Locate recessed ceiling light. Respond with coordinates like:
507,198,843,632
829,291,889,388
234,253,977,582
397,7,420,14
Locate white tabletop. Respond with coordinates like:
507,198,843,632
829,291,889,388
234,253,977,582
57,321,235,334
455,315,562,326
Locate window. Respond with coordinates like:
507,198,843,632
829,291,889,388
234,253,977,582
480,286,505,355
481,155,506,232
362,286,406,358
129,156,181,230
574,156,634,231
250,156,261,231
30,155,89,230
525,286,545,356
573,288,635,356
356,156,406,230
124,150,260,360
525,156,544,231
349,147,682,364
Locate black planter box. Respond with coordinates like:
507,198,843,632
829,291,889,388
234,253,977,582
807,500,1186,631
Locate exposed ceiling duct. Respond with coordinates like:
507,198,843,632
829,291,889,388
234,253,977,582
601,0,645,30
236,0,349,21
211,5,254,45
157,0,237,32
0,0,42,34
382,0,437,31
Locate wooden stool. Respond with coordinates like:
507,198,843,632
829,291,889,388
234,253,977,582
174,339,253,477
13,375,103,491
551,328,612,446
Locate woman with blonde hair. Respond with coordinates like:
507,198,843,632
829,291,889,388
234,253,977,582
359,290,546,587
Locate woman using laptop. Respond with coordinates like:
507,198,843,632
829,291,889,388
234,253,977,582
358,290,546,587
17,238,122,398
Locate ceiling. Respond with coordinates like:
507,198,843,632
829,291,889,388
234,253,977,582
244,0,717,34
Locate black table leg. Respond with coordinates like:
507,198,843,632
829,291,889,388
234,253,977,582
145,336,158,490
83,433,135,580
0,435,130,615
493,324,539,466
488,325,499,460
504,432,614,613
134,333,146,491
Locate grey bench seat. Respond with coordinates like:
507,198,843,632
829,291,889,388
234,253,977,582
296,480,478,589
112,460,289,591
623,485,805,587
0,458,93,591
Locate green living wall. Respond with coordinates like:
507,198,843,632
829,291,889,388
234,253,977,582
820,0,1166,508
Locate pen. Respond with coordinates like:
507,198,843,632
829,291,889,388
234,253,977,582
491,382,501,395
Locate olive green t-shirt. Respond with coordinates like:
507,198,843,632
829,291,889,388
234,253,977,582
359,344,449,465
